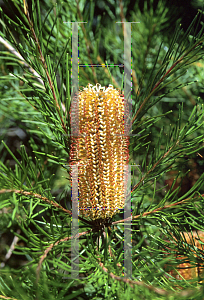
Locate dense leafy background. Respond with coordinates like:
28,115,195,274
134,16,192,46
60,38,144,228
0,0,204,299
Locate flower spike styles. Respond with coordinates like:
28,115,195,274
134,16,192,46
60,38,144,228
70,84,129,220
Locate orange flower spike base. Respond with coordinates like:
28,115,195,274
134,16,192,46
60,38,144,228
168,231,204,280
70,83,129,220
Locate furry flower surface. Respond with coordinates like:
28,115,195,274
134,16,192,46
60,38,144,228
70,83,129,220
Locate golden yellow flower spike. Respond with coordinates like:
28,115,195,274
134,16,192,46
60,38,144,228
70,83,129,220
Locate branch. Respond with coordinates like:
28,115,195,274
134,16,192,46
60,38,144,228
131,139,180,194
0,189,71,215
0,189,93,225
98,260,200,297
0,36,44,86
132,39,204,125
36,230,91,281
99,261,195,297
22,0,67,134
96,55,120,88
0,296,18,300
0,229,21,269
76,0,97,83
112,193,204,225
76,0,120,88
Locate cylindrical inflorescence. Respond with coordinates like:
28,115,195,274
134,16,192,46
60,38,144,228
70,83,129,220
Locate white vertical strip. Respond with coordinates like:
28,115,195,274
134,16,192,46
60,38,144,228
71,165,79,278
124,164,132,277
124,22,132,136
71,22,79,137
71,22,79,278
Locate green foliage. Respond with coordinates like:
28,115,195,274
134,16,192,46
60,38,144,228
0,0,204,299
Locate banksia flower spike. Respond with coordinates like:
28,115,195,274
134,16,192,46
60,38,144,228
70,83,129,220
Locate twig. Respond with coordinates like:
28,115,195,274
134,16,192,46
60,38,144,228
0,296,18,300
132,39,204,125
141,24,157,83
0,189,71,215
98,260,165,295
0,36,67,113
97,260,199,297
0,36,44,86
0,229,21,268
75,0,120,88
0,189,93,225
36,230,91,281
129,139,179,197
76,0,97,83
119,0,125,24
108,245,122,269
132,69,139,94
22,0,67,134
112,193,204,225
96,55,120,88
31,159,48,186
96,231,202,296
